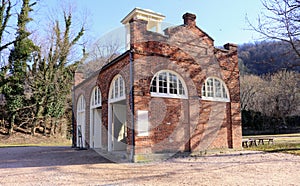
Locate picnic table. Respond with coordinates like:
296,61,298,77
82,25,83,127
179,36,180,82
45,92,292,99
242,137,274,148
256,137,274,145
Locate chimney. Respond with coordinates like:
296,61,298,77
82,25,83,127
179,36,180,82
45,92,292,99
74,70,84,86
224,43,237,51
121,8,165,50
183,13,196,27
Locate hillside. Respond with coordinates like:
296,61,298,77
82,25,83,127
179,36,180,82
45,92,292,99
238,41,300,75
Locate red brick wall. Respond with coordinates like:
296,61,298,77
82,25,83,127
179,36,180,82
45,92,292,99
129,12,242,154
73,11,242,157
97,54,131,152
73,70,101,148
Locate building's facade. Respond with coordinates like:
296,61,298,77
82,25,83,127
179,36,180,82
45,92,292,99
73,8,242,162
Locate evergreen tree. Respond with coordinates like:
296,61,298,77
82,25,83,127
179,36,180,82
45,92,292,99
28,11,85,135
3,0,37,134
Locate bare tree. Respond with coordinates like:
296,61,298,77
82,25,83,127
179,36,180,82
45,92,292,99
240,74,264,111
264,70,300,125
248,0,300,66
81,28,124,78
241,70,300,130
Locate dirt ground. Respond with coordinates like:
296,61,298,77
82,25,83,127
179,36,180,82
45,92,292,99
0,146,299,186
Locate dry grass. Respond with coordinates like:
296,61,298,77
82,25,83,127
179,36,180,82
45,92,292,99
244,133,300,156
0,133,71,147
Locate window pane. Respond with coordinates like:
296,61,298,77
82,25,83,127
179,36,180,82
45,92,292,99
215,79,222,97
207,78,214,97
94,88,97,104
202,83,206,97
97,88,101,105
158,72,167,93
169,73,177,94
222,85,228,98
178,80,185,95
120,77,124,97
111,87,114,99
150,76,157,93
115,78,119,98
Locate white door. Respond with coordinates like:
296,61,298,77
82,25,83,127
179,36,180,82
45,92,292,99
93,109,102,148
112,104,127,151
77,112,85,148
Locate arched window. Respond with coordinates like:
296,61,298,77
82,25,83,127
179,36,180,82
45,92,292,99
150,70,187,99
109,74,125,103
90,86,102,149
201,77,229,102
91,86,101,108
77,95,86,112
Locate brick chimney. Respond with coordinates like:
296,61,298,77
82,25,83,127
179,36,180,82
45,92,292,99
121,8,165,50
74,70,84,86
224,43,238,52
183,13,196,27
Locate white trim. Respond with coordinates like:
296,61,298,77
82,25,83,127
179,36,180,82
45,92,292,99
201,77,230,102
150,92,187,99
108,103,112,151
108,74,127,152
90,86,102,109
150,70,188,99
109,75,126,103
90,86,102,149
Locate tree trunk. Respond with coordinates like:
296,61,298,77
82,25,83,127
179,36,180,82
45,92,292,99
44,116,49,136
31,119,37,136
50,118,55,136
8,115,15,135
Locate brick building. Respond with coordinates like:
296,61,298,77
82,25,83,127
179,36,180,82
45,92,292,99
73,8,242,162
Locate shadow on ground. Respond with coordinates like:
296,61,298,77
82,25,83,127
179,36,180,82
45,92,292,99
0,146,113,169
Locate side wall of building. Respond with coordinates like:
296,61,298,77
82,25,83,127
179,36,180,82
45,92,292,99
73,70,101,148
97,54,131,152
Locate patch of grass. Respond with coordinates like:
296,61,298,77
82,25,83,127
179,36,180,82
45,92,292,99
248,143,300,155
0,141,72,147
244,133,300,156
0,133,72,147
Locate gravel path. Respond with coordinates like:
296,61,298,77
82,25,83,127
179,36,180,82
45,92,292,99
0,146,299,185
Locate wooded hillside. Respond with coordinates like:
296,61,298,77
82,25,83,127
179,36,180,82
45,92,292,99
239,41,300,75
239,41,300,134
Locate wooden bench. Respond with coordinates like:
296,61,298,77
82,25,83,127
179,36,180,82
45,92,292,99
242,137,274,147
257,138,274,145
242,138,257,148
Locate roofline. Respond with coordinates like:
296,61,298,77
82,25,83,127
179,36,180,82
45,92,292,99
121,7,165,24
195,25,214,42
100,50,130,71
74,50,130,89
73,68,101,89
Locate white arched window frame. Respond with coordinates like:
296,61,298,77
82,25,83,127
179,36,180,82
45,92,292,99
150,70,188,99
201,77,230,102
77,95,86,112
109,74,126,103
90,86,102,109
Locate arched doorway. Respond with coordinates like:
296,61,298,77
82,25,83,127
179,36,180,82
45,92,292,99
90,86,102,149
77,95,86,148
108,75,127,152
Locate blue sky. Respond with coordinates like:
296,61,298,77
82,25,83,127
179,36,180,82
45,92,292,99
41,0,264,46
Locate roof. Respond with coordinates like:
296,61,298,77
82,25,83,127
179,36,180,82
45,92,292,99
121,8,165,24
